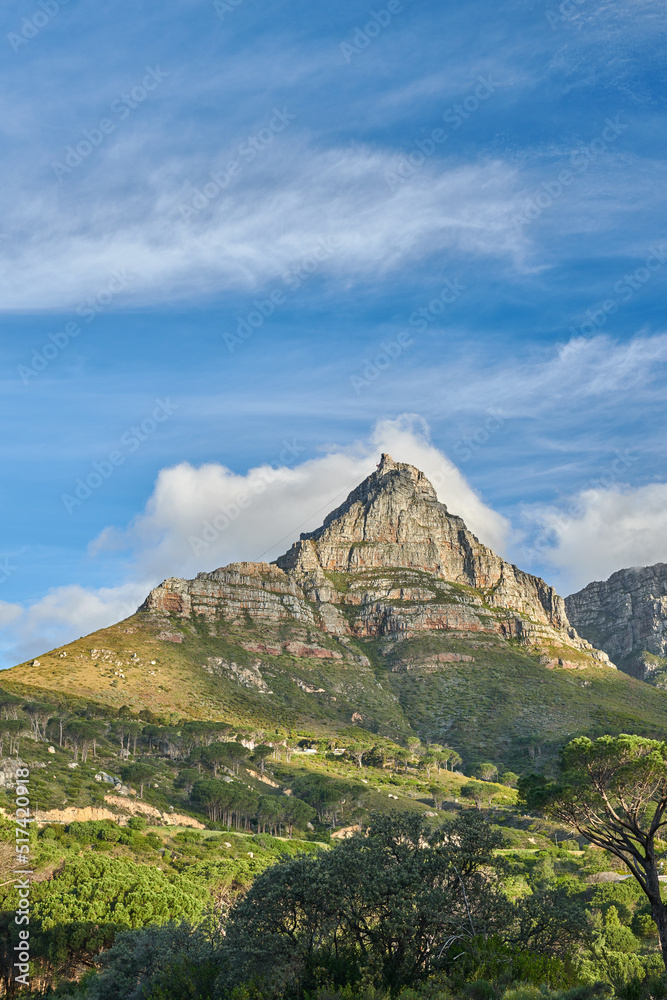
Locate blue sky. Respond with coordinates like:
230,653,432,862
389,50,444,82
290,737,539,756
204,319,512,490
1,0,667,666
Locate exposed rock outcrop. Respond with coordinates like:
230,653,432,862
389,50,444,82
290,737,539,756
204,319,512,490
277,454,570,629
566,564,667,682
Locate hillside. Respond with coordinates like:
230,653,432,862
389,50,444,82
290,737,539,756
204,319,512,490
5,454,667,772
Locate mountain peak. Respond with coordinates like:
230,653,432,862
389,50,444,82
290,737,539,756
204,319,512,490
274,455,577,637
3,455,615,742
300,454,441,546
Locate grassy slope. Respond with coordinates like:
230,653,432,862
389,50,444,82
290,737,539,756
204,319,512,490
5,587,667,773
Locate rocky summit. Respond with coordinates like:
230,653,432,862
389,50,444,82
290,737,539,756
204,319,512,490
145,455,608,661
6,455,667,770
566,563,667,686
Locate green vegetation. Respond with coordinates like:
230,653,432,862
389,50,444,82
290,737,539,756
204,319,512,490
5,567,667,777
0,692,664,997
3,559,667,997
519,734,667,966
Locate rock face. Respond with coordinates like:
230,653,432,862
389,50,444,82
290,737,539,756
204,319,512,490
278,454,568,627
566,564,667,683
142,454,609,664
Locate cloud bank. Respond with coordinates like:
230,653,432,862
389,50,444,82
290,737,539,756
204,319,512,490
0,145,523,310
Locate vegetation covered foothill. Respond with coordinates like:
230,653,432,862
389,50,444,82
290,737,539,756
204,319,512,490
0,693,666,999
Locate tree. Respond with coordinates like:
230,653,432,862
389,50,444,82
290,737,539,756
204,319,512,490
281,796,316,837
257,796,285,836
345,742,366,769
120,762,157,798
218,741,250,774
362,745,385,769
436,748,462,773
142,724,163,752
109,718,132,755
290,773,356,827
429,784,444,810
220,811,511,995
0,691,23,720
519,734,667,969
461,781,493,810
65,720,104,762
22,702,54,739
192,779,232,822
475,762,499,782
419,752,439,778
154,726,182,760
191,780,257,829
55,710,71,747
203,742,233,778
0,718,29,756
174,769,201,796
284,737,298,763
125,722,143,755
500,770,519,788
181,720,230,751
251,743,274,775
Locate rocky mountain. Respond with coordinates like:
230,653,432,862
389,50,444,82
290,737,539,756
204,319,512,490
143,455,607,662
5,455,667,770
566,563,667,686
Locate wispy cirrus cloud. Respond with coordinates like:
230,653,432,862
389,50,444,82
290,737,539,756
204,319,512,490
0,144,525,309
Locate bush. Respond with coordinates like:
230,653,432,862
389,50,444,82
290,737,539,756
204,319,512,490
29,854,209,969
128,816,148,831
630,907,657,940
464,982,495,1000
86,922,221,1000
174,830,203,843
502,987,611,1000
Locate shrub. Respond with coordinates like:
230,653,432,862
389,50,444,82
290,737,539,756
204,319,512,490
464,981,495,1000
86,922,220,1000
630,907,657,940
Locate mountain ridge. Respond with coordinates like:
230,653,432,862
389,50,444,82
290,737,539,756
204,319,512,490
6,454,667,772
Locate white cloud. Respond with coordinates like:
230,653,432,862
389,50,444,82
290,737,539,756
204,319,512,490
0,602,22,628
402,333,667,425
93,414,510,582
520,482,667,594
0,582,151,670
0,143,524,309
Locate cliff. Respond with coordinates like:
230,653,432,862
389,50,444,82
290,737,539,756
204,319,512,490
566,564,667,684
